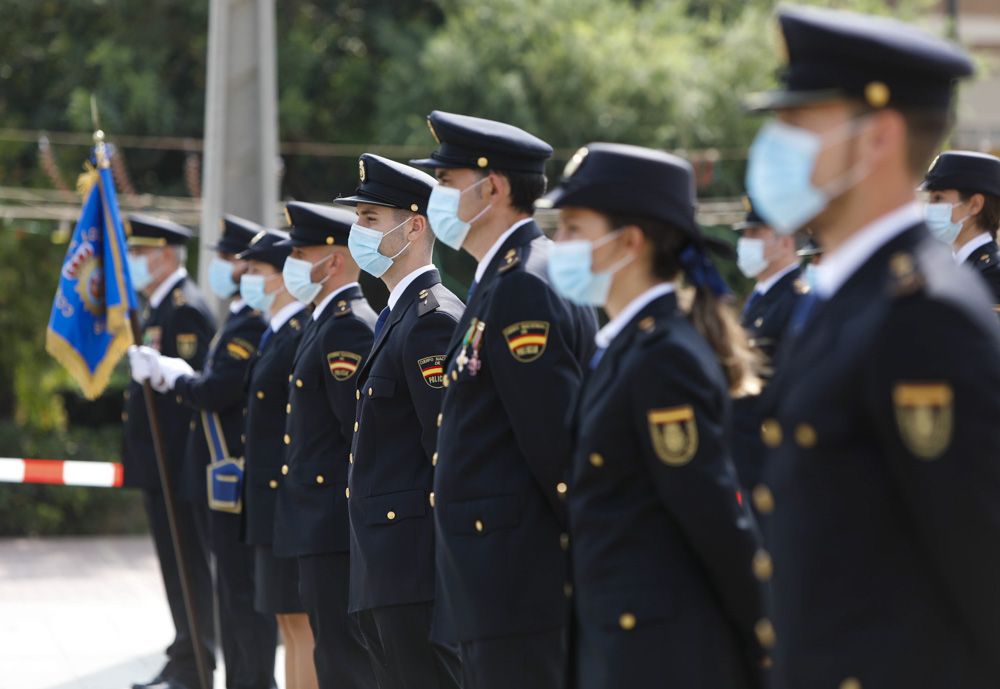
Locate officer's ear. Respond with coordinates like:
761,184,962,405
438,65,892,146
964,192,985,218
484,171,507,203
863,107,907,170
618,224,646,253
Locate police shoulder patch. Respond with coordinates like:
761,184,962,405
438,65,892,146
226,338,255,361
327,351,362,381
417,355,447,388
172,290,187,307
144,326,163,351
176,333,197,360
334,300,352,318
647,404,698,466
502,320,549,363
892,382,953,461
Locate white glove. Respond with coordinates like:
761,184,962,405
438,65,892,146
151,355,195,393
127,345,159,384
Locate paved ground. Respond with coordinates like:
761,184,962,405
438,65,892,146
0,536,285,689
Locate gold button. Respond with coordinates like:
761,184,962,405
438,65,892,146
315,475,324,484
865,79,890,108
563,582,573,598
269,480,278,489
296,379,303,388
437,413,443,427
176,395,182,404
355,389,360,400
283,434,291,445
345,487,350,498
794,423,817,448
761,656,773,669
589,453,604,468
354,421,359,432
752,484,775,514
560,533,570,551
286,403,292,413
840,678,862,689
326,236,334,245
281,464,289,475
349,453,354,464
387,510,396,520
761,419,782,448
410,203,419,212
243,408,247,416
442,377,449,388
556,481,568,496
288,374,293,382
618,612,636,631
752,549,773,582
477,156,489,168
474,519,484,533
451,371,457,381
429,492,435,507
754,317,764,328
122,412,129,422
755,618,776,648
368,387,373,397
241,434,246,443
256,390,265,399
189,420,195,430
432,452,438,466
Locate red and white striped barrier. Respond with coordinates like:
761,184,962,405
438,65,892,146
0,458,123,488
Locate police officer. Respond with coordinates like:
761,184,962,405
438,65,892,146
410,112,598,689
920,150,1000,304
143,216,277,689
745,6,1000,687
335,154,464,689
123,215,216,689
544,143,766,689
271,202,378,689
237,230,315,689
734,196,807,370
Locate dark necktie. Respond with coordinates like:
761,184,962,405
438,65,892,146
742,290,763,319
589,346,607,371
467,280,479,303
374,307,391,340
258,327,273,352
788,292,821,338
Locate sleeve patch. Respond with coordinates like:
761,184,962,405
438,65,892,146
327,351,362,381
176,333,197,360
418,355,447,388
892,382,953,461
648,405,698,466
226,338,255,361
502,320,549,363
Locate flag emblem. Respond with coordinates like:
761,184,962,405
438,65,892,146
418,355,447,388
502,320,549,363
327,351,362,381
648,405,698,466
893,382,953,460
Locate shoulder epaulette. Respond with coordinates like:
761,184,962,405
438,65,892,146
172,289,187,307
889,251,925,297
498,247,521,274
334,299,352,318
416,288,441,317
793,278,811,295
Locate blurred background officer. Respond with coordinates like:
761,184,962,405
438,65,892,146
920,150,1000,304
337,154,464,689
141,216,277,689
545,143,766,689
745,6,1000,688
123,215,216,689
731,195,806,495
411,111,597,689
238,230,316,689
734,196,806,371
271,202,378,689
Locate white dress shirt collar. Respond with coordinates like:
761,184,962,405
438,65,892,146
754,262,799,296
149,268,187,309
313,282,361,320
229,298,246,314
595,282,676,349
813,202,921,299
270,301,305,332
388,265,437,310
474,218,533,283
955,232,993,265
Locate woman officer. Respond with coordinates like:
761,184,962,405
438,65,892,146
540,143,768,688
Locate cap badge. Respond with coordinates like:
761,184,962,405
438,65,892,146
563,147,589,178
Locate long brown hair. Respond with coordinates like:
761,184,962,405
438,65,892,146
609,214,762,397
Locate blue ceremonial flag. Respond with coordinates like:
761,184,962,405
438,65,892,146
45,144,137,399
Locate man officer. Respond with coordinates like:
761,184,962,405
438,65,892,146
271,202,379,689
123,215,216,689
141,216,277,689
335,153,465,689
745,6,1000,688
411,111,598,689
920,150,1000,304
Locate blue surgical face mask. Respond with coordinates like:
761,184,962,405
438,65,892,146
240,273,281,313
736,237,770,278
923,202,969,245
127,254,154,291
348,216,412,278
548,231,633,306
746,118,871,235
282,253,332,304
426,177,492,249
208,256,238,298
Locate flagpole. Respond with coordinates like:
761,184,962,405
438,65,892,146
94,128,213,689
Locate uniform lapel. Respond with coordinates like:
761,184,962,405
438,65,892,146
360,269,441,380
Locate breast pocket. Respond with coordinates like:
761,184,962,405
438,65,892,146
291,459,334,489
361,488,426,525
440,494,520,536
361,375,396,400
577,587,675,631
